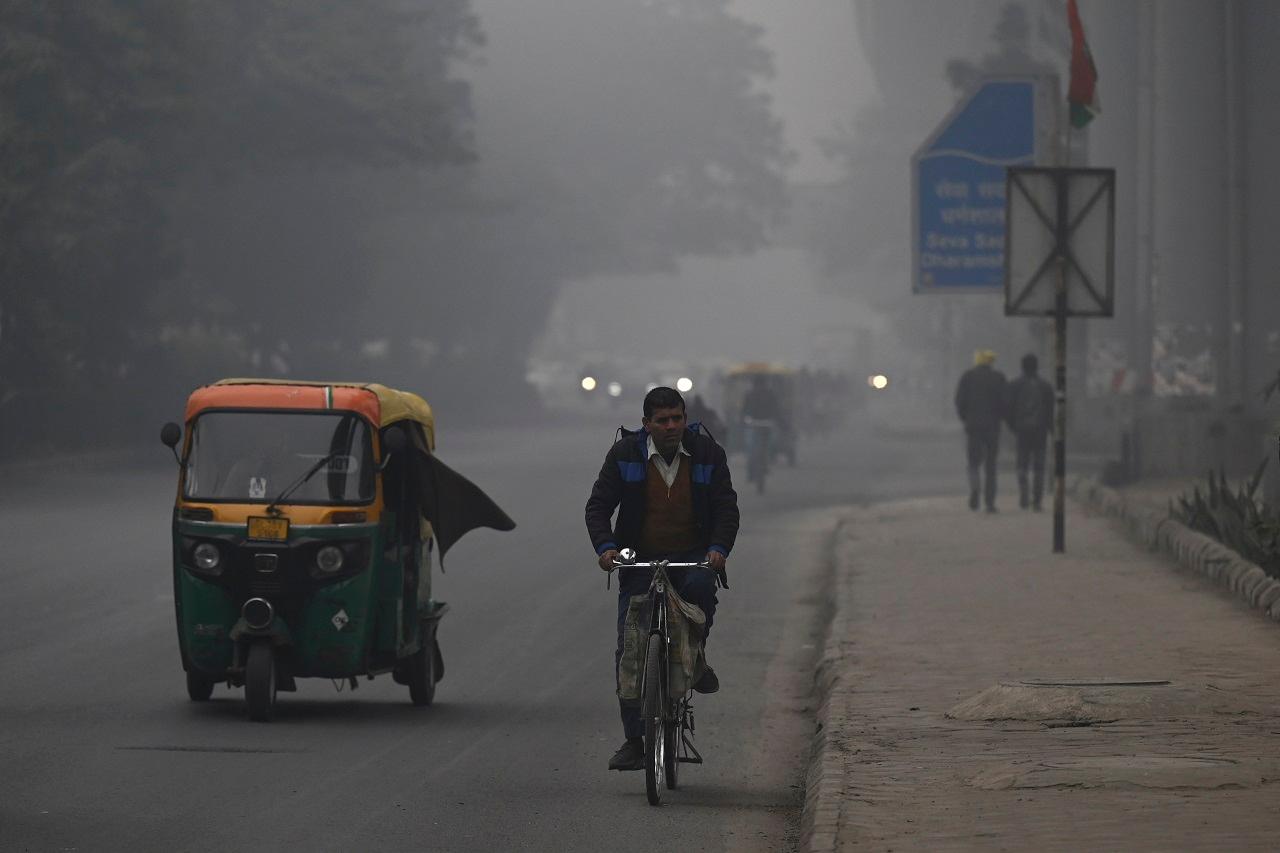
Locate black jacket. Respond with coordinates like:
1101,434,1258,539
585,425,739,557
954,364,1008,431
1005,373,1055,435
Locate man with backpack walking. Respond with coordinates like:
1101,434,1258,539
1005,353,1056,511
954,349,1007,512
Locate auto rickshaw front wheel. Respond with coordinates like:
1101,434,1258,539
186,670,215,702
245,641,278,722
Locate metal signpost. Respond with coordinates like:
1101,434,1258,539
913,77,1056,293
1005,167,1115,552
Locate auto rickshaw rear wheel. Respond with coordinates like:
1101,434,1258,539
245,641,277,722
407,630,436,707
186,670,215,702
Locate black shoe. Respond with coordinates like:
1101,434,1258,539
608,738,644,771
693,665,720,695
985,505,998,514
1032,502,1043,512
968,491,980,510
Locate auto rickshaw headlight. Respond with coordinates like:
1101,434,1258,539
193,543,222,573
315,545,344,574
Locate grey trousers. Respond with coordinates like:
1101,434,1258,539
965,427,999,508
1015,429,1048,507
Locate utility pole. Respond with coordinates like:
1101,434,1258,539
1130,0,1158,477
1223,0,1247,410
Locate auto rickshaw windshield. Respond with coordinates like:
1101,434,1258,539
183,410,376,504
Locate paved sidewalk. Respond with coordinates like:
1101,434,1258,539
810,497,1280,852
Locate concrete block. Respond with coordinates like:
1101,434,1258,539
1255,580,1280,612
1168,526,1183,552
1222,560,1250,592
1192,542,1210,571
1228,562,1249,594
1202,545,1235,580
1235,563,1263,596
1193,539,1216,567
1240,567,1269,603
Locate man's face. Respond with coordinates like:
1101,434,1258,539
643,405,686,454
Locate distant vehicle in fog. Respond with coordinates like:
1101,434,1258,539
720,363,797,466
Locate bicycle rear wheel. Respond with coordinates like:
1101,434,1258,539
642,632,665,805
663,701,680,790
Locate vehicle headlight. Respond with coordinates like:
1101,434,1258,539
315,545,345,574
193,542,221,573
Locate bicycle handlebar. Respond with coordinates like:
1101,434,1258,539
604,547,727,589
610,559,709,570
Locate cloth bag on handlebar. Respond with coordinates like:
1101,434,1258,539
616,588,706,700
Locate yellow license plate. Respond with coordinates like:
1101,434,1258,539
247,516,289,541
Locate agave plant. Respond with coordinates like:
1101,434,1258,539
1172,458,1280,580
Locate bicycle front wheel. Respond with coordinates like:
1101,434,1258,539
643,632,665,805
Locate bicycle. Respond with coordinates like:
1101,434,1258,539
611,548,706,806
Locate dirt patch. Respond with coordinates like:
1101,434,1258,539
972,755,1270,790
947,680,1261,725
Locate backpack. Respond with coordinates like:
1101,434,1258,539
1012,378,1046,432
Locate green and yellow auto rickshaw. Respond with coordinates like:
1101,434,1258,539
160,379,514,721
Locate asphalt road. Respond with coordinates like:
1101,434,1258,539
0,413,956,852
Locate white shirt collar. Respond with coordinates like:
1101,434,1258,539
647,435,690,460
646,435,690,490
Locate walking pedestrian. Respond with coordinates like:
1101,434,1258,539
1005,353,1055,510
954,349,1007,512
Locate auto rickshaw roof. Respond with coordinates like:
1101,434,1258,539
188,379,435,449
724,362,793,377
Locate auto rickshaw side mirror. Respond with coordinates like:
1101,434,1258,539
380,426,409,470
160,422,183,466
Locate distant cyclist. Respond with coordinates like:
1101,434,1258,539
585,386,740,772
685,393,726,443
739,374,784,477
740,374,782,424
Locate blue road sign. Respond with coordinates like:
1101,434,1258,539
913,78,1045,293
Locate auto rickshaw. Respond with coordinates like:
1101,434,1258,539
719,363,798,466
160,379,514,721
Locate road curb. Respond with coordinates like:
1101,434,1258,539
1069,476,1280,624
799,519,851,853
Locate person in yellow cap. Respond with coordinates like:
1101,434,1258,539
954,349,1008,511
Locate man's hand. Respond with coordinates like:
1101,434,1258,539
705,549,728,588
598,549,620,572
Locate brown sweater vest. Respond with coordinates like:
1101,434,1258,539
638,457,701,557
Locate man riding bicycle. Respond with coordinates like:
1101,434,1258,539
585,386,740,771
